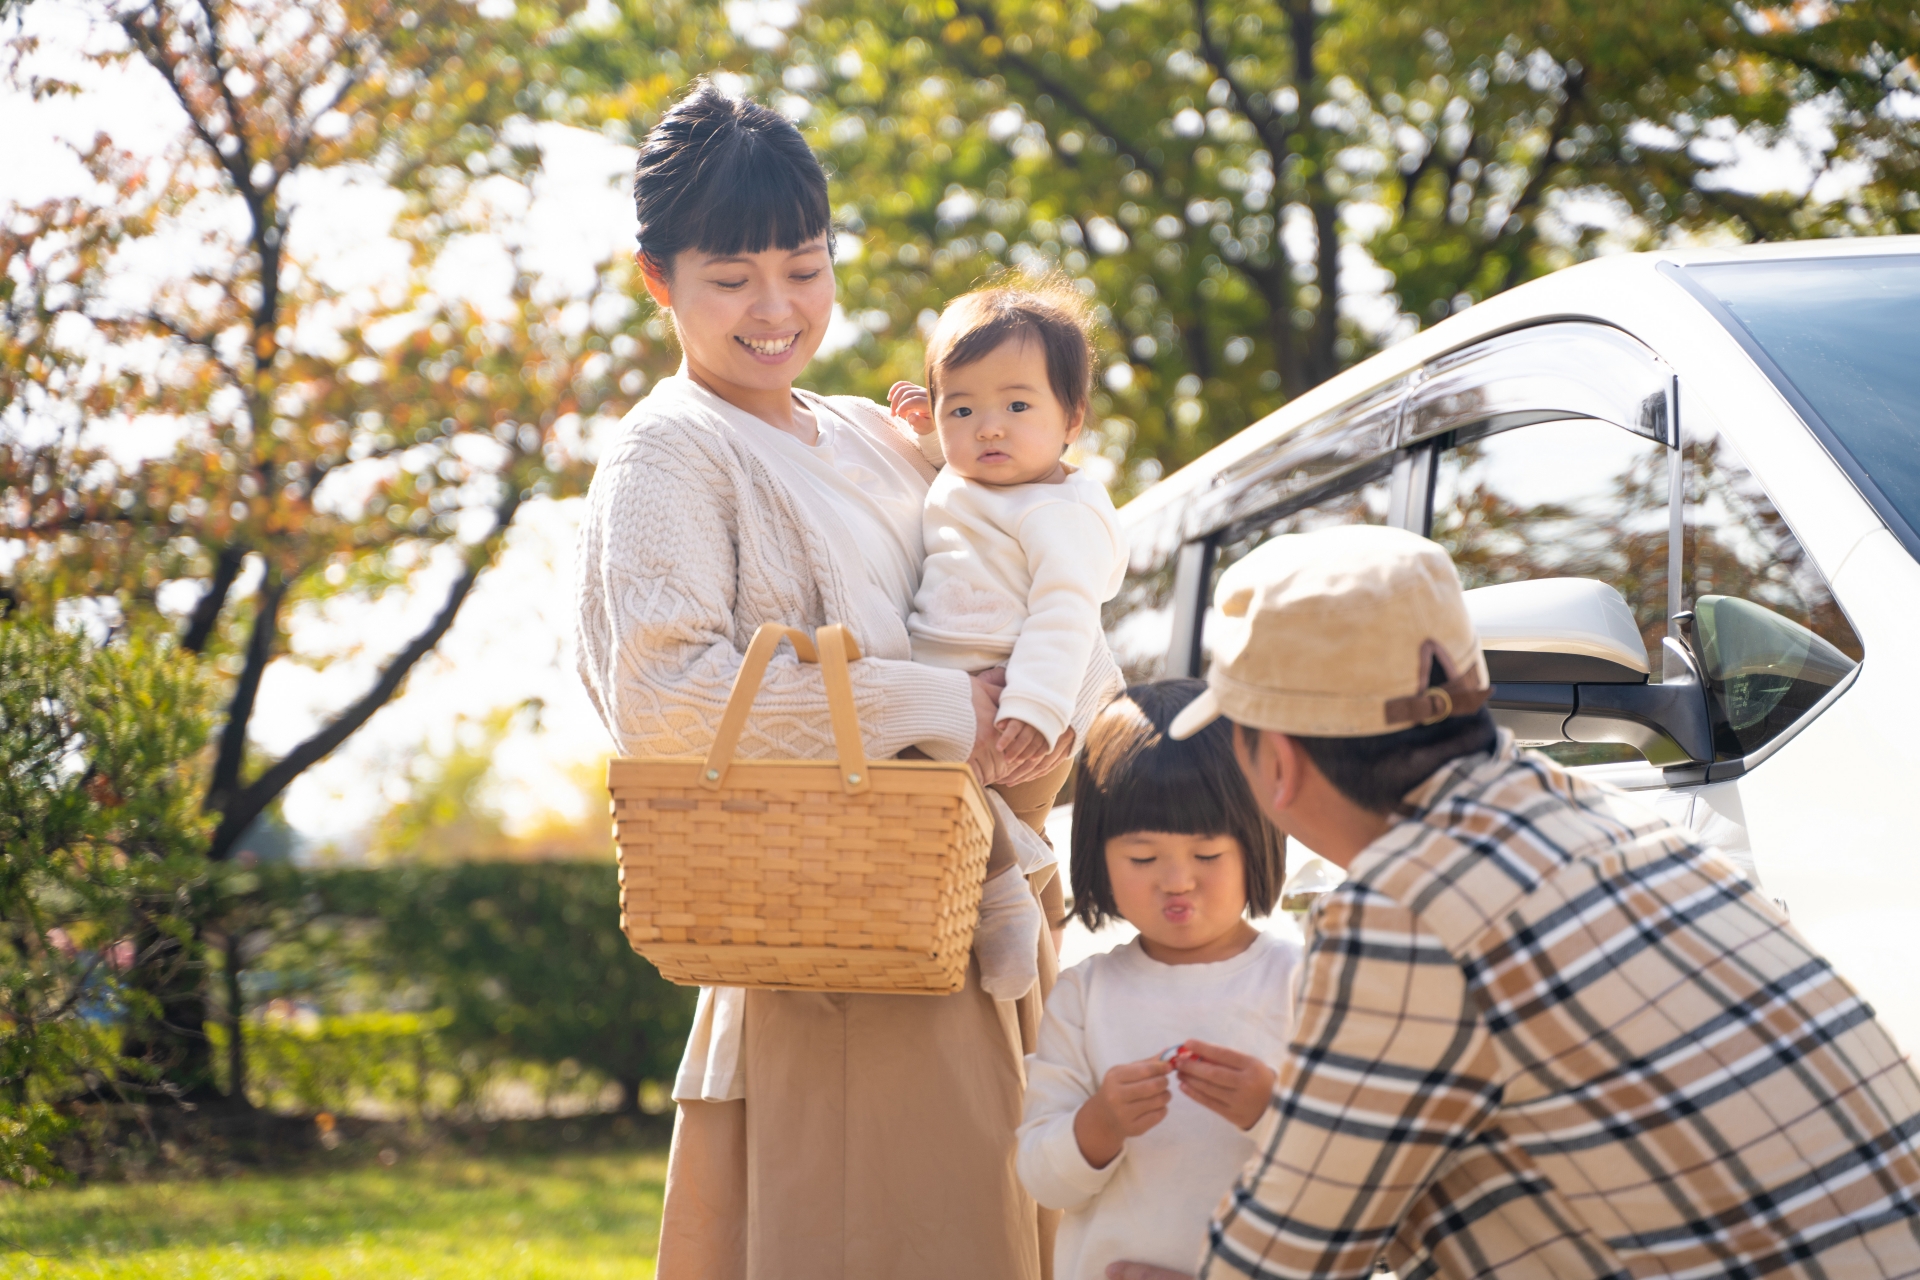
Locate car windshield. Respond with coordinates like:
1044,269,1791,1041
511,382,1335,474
1686,255,1920,550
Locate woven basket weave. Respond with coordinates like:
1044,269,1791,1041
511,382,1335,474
611,623,993,995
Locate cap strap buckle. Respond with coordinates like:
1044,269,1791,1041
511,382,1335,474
1383,677,1489,728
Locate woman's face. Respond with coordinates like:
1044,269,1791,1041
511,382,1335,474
642,237,836,397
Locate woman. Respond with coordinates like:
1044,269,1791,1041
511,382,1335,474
574,82,1121,1280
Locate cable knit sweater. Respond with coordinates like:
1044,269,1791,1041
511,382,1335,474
575,374,1124,1098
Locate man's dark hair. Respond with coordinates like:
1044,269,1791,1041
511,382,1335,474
632,79,831,275
1238,710,1497,815
1070,680,1287,931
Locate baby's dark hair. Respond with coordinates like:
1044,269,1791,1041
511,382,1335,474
1069,679,1287,930
632,78,831,275
924,278,1094,424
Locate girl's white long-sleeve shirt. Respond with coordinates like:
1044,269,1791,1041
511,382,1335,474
1018,930,1304,1280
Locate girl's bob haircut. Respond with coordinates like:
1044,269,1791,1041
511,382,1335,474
632,78,831,274
1069,679,1287,931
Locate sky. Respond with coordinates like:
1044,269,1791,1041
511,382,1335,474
2,2,1855,854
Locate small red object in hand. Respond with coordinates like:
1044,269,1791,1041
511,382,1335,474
1158,1044,1196,1067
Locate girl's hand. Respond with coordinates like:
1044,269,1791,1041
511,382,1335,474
1073,1057,1172,1169
1173,1040,1277,1132
995,717,1049,769
969,671,1008,787
888,381,935,435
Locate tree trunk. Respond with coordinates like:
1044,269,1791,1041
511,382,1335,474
223,928,250,1108
120,916,220,1105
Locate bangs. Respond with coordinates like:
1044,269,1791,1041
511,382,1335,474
1081,709,1247,840
682,130,831,259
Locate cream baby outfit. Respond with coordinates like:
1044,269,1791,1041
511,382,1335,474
908,465,1128,749
1018,930,1303,1280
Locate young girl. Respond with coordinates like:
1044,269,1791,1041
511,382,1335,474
1017,679,1300,1280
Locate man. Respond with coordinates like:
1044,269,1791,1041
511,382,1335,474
1156,524,1920,1278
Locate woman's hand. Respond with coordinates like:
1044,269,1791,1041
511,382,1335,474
1174,1040,1278,1132
1106,1266,1194,1280
887,381,935,435
1073,1057,1173,1170
969,671,1009,787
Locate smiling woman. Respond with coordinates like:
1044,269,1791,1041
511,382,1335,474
574,81,1122,1280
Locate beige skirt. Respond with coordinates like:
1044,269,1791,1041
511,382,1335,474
656,765,1069,1280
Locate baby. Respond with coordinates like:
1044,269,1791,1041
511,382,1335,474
889,283,1127,999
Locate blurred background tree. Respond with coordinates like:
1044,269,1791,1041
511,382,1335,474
549,0,1917,491
1,0,679,1099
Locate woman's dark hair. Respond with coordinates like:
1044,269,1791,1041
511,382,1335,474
632,79,831,274
1236,709,1496,815
1069,680,1287,930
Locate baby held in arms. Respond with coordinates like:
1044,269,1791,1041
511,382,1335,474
889,282,1126,1001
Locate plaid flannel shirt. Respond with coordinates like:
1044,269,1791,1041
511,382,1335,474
1204,734,1920,1279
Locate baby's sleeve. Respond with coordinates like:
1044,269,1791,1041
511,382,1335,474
995,501,1123,748
1017,968,1124,1212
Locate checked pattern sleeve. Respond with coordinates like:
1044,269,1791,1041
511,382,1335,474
1200,885,1503,1278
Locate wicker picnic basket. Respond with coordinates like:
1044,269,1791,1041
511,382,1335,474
610,622,994,995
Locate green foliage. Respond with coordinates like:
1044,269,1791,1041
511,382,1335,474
254,862,695,1113
0,1149,667,1278
546,0,1919,492
207,1009,460,1117
0,619,217,1184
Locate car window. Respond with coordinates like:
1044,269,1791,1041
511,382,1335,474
1683,425,1861,761
1201,475,1393,667
1429,418,1672,663
1427,418,1671,766
1685,256,1920,557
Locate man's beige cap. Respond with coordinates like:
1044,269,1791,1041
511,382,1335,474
1169,524,1490,741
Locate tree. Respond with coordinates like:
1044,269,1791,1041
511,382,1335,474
0,619,215,1182
1,0,671,1096
549,0,1917,490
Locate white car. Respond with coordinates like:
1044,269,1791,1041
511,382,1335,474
1103,236,1920,1051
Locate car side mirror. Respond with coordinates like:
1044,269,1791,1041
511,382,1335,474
1463,578,1714,766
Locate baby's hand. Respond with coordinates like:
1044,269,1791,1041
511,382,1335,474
1074,1057,1173,1169
888,381,935,435
1173,1040,1277,1132
995,717,1050,768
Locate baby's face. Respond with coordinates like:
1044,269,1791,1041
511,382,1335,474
933,337,1084,486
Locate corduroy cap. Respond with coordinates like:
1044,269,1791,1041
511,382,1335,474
1169,525,1490,741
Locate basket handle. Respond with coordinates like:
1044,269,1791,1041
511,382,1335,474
699,623,871,794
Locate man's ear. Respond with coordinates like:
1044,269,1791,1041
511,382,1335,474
1235,727,1305,822
637,250,672,309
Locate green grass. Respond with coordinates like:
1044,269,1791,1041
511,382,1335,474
0,1150,664,1279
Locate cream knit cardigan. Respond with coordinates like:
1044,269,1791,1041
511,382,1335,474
574,371,1121,813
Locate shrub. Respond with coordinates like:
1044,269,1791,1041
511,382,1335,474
248,862,696,1115
0,620,216,1183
